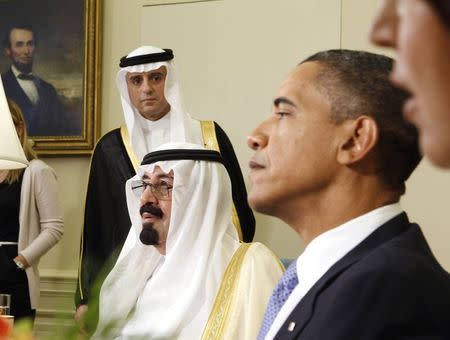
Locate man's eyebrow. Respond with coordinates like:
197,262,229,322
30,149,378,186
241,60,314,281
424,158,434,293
148,71,164,77
157,174,173,181
127,73,142,79
274,97,296,108
142,173,173,181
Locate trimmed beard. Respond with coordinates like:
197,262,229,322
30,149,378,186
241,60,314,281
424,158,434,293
13,61,33,74
140,222,159,246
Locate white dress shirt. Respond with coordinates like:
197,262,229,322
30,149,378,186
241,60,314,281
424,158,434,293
265,203,403,340
12,65,39,105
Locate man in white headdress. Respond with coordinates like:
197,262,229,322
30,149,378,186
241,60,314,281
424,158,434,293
92,143,283,339
75,46,255,317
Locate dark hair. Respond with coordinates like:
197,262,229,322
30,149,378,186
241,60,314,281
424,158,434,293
301,49,421,194
427,0,450,29
2,21,36,48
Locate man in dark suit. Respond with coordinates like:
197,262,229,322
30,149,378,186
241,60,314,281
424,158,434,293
2,22,78,136
248,49,450,339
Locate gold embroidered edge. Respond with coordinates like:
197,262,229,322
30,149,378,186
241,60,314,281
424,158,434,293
120,125,140,171
200,120,244,241
200,120,220,152
201,243,251,340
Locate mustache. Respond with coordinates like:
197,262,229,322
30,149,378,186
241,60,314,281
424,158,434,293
139,203,163,218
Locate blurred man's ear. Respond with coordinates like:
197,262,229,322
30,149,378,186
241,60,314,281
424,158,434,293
337,116,378,165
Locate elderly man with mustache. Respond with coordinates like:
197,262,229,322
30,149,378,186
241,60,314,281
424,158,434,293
92,143,283,339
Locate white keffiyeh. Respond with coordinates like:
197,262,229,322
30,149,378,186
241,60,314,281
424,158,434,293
116,46,203,162
94,142,240,339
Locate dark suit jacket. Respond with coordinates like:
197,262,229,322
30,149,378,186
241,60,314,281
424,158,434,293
275,213,450,340
1,68,79,136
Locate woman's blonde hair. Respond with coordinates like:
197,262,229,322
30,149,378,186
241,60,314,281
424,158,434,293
4,99,37,184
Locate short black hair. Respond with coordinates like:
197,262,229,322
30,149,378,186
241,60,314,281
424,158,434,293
2,21,36,48
301,49,421,194
427,0,450,29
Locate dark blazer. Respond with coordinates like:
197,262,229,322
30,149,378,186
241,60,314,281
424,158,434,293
275,213,450,340
1,68,79,136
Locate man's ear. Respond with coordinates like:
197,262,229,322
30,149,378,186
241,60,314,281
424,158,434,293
5,47,11,57
337,116,378,165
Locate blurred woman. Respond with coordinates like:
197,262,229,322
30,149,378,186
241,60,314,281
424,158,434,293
0,100,64,323
370,0,450,168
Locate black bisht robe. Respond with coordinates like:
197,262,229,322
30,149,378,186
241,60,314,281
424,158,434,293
75,122,255,306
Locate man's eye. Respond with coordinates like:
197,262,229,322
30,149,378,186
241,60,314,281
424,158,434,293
275,111,288,117
161,179,174,188
130,77,142,85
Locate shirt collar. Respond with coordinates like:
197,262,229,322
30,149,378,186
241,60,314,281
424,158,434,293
296,203,403,294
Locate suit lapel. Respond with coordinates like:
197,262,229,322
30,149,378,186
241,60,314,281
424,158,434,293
274,213,410,339
3,69,35,108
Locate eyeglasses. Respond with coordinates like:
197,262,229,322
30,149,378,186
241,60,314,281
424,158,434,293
130,179,173,199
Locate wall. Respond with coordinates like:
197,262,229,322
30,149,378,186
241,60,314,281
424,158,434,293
38,0,450,285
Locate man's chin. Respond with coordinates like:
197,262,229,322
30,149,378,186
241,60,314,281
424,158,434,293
140,222,159,246
14,61,33,73
248,193,276,216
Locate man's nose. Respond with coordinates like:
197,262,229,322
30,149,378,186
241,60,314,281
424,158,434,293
140,185,158,206
23,45,33,55
369,0,397,48
141,78,153,94
247,134,262,150
247,121,270,150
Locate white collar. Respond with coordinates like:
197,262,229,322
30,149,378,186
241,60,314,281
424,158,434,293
296,203,403,295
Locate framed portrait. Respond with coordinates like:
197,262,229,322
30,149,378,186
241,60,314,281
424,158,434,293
0,0,102,155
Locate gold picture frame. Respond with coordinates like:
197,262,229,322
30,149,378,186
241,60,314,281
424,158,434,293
0,0,102,155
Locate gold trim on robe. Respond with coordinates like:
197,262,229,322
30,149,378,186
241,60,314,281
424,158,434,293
120,125,140,171
200,120,244,241
201,243,251,340
202,243,284,340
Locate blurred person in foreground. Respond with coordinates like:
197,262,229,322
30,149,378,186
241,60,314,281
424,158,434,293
370,0,450,168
